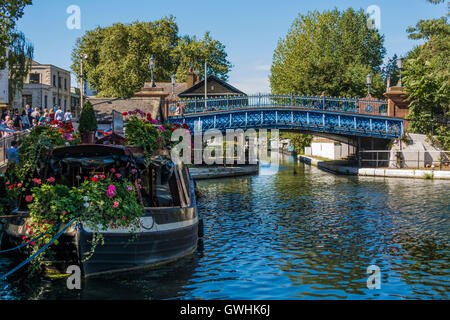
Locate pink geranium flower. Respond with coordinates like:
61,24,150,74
110,168,116,173
107,185,116,198
47,177,55,183
113,202,119,208
25,195,33,203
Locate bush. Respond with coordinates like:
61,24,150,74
78,101,98,132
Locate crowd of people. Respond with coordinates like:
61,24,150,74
1,105,73,138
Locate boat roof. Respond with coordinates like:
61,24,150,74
52,144,133,158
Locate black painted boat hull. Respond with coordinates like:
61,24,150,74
78,218,199,277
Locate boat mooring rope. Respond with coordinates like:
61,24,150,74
0,222,62,254
0,218,78,281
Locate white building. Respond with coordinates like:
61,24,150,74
304,137,356,160
19,61,73,112
0,48,9,109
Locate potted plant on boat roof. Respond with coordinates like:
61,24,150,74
78,101,98,144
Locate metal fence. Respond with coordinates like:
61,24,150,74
0,131,30,168
358,150,450,170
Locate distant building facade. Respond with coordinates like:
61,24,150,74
19,61,72,112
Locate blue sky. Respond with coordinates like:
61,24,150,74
16,0,447,94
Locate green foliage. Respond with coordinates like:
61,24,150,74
270,8,386,98
0,176,15,216
175,32,232,82
25,175,143,272
403,4,449,146
125,116,161,157
280,132,312,155
71,16,232,98
78,101,98,132
381,54,400,87
7,31,34,105
10,125,77,190
0,0,32,69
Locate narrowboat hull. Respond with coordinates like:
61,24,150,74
78,207,199,277
1,209,200,277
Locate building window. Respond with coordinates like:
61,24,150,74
64,79,67,90
53,97,56,106
29,73,40,84
45,96,48,108
64,99,67,110
22,95,32,108
53,75,56,87
58,98,61,106
58,77,62,89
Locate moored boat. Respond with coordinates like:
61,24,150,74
1,143,200,278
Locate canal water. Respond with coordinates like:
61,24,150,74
1,156,449,300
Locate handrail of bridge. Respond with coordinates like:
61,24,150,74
166,94,389,118
0,130,30,168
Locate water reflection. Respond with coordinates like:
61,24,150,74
0,156,448,299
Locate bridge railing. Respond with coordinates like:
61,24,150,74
359,150,450,169
165,94,389,118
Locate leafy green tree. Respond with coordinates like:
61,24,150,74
8,31,34,104
175,32,232,83
381,54,400,88
403,1,449,149
280,132,312,155
270,8,386,98
71,16,232,98
0,0,32,69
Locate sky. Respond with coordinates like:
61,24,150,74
16,0,448,94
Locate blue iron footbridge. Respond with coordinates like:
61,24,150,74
166,94,404,140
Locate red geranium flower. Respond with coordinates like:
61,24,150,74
91,177,98,182
122,112,128,116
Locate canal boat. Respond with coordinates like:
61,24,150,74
1,142,200,278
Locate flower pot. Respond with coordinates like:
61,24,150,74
81,131,96,144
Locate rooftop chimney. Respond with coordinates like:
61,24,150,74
186,66,195,88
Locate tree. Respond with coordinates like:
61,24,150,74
381,54,400,88
280,132,312,155
403,1,449,149
78,101,98,132
71,16,232,98
270,8,386,98
175,32,232,83
0,0,32,69
8,31,33,105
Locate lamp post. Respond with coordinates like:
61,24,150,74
171,74,176,95
366,73,372,97
204,61,208,110
397,56,404,87
149,55,156,87
79,54,88,111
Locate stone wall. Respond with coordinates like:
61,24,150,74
87,97,162,124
